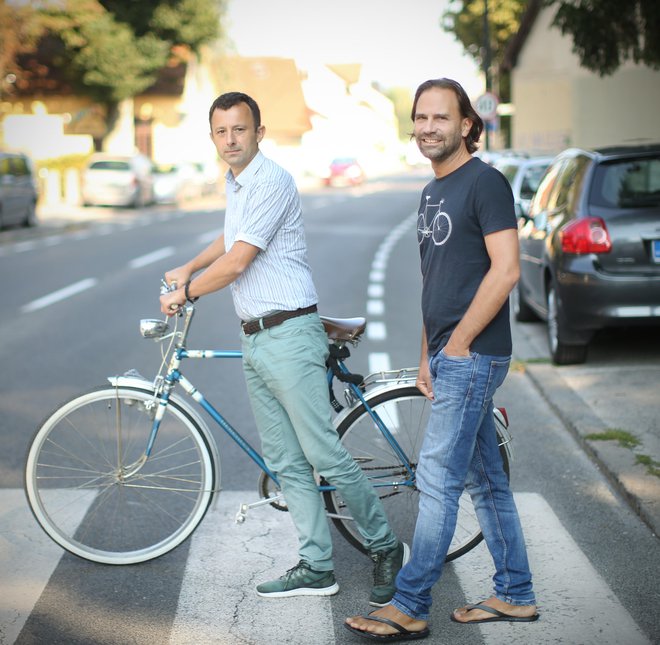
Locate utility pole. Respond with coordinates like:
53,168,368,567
483,0,492,150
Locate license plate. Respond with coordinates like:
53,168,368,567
654,240,660,263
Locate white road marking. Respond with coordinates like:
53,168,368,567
452,493,651,645
368,284,384,298
368,352,391,374
366,321,387,341
21,278,98,313
12,241,38,254
369,269,385,282
169,491,335,645
0,490,652,644
128,246,175,269
197,229,222,245
0,490,71,645
367,300,384,315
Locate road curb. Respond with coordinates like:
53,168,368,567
524,363,660,538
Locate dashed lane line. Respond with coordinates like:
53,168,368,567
128,246,176,269
20,278,98,314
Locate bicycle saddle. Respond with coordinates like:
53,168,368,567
320,316,367,342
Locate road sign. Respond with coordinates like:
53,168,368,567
475,92,499,121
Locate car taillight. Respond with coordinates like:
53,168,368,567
560,217,612,254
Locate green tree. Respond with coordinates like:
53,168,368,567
443,0,527,75
32,0,224,103
443,0,660,79
3,0,224,145
0,1,42,94
551,0,660,76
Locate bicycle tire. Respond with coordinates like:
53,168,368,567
25,385,216,564
323,384,510,561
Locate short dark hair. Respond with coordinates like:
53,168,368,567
411,78,483,154
208,92,261,130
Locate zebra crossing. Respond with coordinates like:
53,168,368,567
1,489,652,645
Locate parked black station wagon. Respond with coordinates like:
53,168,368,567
515,143,660,364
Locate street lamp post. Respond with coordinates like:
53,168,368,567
483,0,492,150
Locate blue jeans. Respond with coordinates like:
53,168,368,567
390,349,535,620
241,313,397,571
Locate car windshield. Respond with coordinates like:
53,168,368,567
520,165,551,198
591,156,660,208
496,164,519,184
89,160,130,171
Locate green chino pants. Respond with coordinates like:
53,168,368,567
241,312,397,570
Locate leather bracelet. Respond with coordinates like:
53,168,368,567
184,281,198,303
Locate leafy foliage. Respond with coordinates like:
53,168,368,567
443,0,660,78
0,2,43,84
550,0,660,76
442,0,528,68
5,0,223,104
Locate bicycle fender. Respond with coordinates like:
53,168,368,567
333,382,513,461
332,382,415,430
107,375,222,501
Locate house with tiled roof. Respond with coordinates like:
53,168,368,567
216,56,401,184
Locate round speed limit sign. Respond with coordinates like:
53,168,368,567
475,92,499,121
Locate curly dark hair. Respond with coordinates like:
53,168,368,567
208,92,261,130
410,78,483,154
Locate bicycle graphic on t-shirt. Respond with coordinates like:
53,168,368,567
417,196,452,246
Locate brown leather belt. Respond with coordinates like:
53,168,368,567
241,304,318,336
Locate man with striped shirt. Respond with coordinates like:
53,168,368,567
160,92,407,603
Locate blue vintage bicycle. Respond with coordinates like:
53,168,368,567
24,292,512,565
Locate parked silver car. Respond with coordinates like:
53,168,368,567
494,154,554,217
0,150,38,228
82,153,155,208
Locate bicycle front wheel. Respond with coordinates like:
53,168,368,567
25,386,216,564
324,385,510,562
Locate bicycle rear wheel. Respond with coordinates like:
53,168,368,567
25,386,216,564
324,385,510,561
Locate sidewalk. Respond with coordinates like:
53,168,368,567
513,324,660,538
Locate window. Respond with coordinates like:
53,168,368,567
529,160,564,217
520,164,551,200
89,160,131,171
591,156,660,208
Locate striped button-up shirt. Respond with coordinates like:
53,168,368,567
224,151,318,321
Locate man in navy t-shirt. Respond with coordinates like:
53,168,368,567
346,79,538,641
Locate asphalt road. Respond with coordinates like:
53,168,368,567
1,172,658,644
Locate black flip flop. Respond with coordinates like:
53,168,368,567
450,602,540,624
343,614,430,641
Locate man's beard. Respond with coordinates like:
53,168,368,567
419,128,463,163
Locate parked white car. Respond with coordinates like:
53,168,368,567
82,153,155,208
494,154,555,217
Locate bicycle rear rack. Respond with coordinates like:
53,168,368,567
362,367,419,389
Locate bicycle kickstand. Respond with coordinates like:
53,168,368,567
235,494,285,524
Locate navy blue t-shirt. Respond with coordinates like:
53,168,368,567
418,157,517,357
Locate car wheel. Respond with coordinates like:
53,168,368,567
512,282,538,322
546,282,588,365
22,202,38,228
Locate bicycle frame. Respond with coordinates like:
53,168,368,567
124,304,419,504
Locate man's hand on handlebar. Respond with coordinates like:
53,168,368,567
160,287,186,316
160,267,192,316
